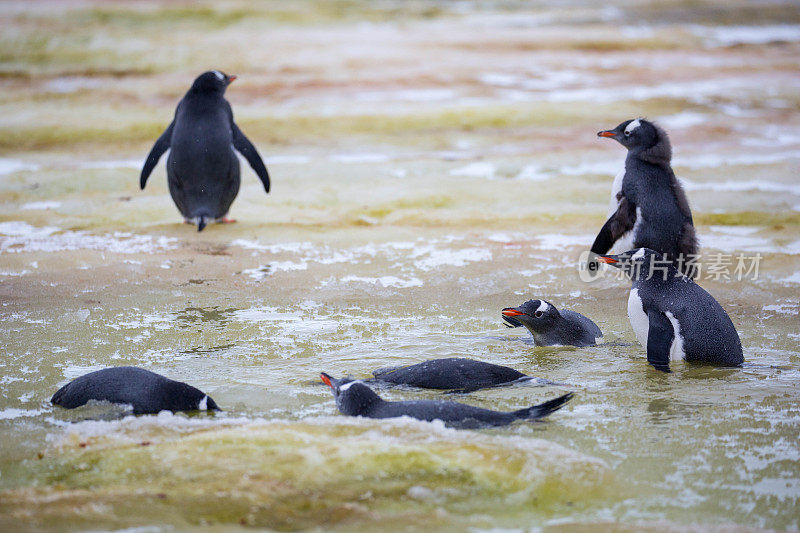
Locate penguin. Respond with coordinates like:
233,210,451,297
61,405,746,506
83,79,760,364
592,118,697,277
597,248,743,372
320,373,573,428
140,70,270,231
371,357,553,393
502,300,602,347
51,367,219,415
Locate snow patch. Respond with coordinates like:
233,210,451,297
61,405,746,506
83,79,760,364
20,201,61,211
691,24,800,47
0,222,177,255
449,162,495,178
534,234,594,250
339,275,423,288
413,247,492,270
0,159,39,175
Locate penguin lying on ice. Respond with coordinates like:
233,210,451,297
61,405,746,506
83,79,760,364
371,357,555,393
140,70,270,231
597,248,743,372
321,372,573,428
51,367,219,415
592,118,698,277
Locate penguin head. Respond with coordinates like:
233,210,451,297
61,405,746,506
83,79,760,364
320,372,380,416
597,118,660,149
166,381,220,412
191,70,237,94
596,248,672,280
502,299,561,334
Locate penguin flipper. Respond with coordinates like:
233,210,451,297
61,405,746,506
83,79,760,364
678,222,699,278
140,121,174,190
232,123,270,193
646,309,673,372
590,197,637,255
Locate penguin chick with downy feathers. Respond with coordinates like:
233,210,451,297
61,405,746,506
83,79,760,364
140,70,270,231
593,118,697,277
321,373,573,428
597,248,743,372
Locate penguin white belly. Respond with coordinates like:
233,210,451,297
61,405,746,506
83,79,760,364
608,169,625,216
611,206,642,254
664,311,686,361
627,288,649,351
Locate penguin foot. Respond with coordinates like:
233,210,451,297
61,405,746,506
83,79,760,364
219,217,237,224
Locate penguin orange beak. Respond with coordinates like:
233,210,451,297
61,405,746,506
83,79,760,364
596,255,618,264
502,308,524,317
227,75,237,83
320,373,333,388
597,130,617,138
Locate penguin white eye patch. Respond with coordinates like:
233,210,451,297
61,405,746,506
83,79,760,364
624,119,642,135
213,70,224,81
339,381,362,391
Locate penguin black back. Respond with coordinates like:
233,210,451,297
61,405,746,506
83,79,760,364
321,373,573,428
502,299,602,347
598,248,743,372
593,119,697,277
140,70,270,231
51,366,219,415
372,358,531,392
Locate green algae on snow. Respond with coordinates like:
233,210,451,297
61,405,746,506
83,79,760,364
0,418,613,531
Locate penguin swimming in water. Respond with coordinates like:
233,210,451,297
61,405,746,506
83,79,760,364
140,70,270,231
597,248,743,372
502,300,602,347
592,118,697,277
51,367,219,415
321,373,573,428
371,357,553,393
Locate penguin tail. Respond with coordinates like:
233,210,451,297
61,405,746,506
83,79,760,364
197,216,207,232
514,392,574,420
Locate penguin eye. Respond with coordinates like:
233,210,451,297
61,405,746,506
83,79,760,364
624,130,631,137
534,311,544,318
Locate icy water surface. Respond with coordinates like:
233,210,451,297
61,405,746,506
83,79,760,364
1,1,800,531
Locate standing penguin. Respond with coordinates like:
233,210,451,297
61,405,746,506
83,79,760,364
597,248,743,372
592,118,697,277
140,71,270,231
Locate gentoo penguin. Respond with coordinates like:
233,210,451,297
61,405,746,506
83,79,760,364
372,357,551,392
502,300,602,347
140,70,270,231
597,248,743,372
592,118,697,277
320,373,573,428
51,367,219,414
